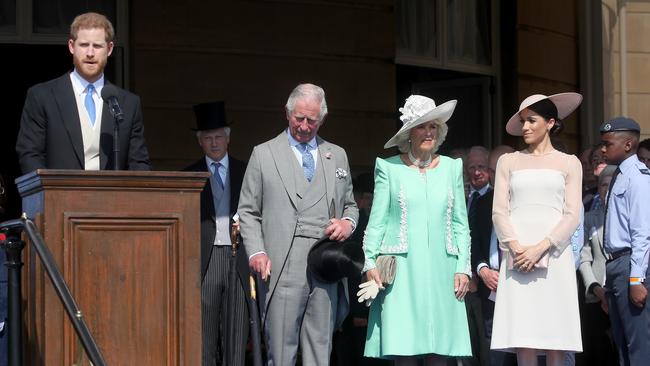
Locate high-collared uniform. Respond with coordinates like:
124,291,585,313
604,154,650,366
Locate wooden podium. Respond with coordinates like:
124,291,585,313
16,170,209,365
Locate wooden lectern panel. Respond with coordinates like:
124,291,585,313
65,216,180,364
17,170,207,366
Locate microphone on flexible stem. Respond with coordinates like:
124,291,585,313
101,85,123,170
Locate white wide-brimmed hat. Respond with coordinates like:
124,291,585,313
505,92,583,136
384,95,457,149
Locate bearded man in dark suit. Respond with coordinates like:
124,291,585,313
16,12,150,173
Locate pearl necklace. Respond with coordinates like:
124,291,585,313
408,150,433,169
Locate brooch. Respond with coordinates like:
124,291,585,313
335,168,348,179
325,152,333,159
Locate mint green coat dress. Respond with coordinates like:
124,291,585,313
363,155,472,358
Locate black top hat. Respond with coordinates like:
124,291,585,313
192,101,230,131
308,237,364,283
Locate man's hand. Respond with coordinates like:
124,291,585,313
249,253,272,281
593,285,609,314
324,218,353,242
629,283,647,308
478,266,499,291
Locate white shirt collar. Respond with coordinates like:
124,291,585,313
286,128,317,149
70,69,105,96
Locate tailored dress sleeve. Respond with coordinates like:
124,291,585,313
544,156,583,253
237,145,266,257
362,158,390,272
492,153,518,249
451,158,472,275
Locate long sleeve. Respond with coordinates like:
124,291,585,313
126,96,151,171
237,146,266,257
451,158,472,275
362,158,390,272
579,216,600,290
492,153,517,249
545,156,583,252
16,87,48,174
628,176,650,279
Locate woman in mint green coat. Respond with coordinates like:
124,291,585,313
362,95,472,365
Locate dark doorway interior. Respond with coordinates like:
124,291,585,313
1,44,71,220
396,65,494,154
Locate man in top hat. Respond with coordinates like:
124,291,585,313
238,83,358,366
600,116,650,366
183,102,249,366
16,12,150,173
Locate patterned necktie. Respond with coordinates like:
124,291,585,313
602,167,621,253
298,143,315,181
211,162,225,190
85,84,96,125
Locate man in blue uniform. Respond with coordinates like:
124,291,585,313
600,116,650,366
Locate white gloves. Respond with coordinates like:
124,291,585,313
356,280,384,307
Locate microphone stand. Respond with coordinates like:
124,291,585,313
112,114,123,171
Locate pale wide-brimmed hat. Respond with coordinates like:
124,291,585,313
505,92,583,136
384,95,457,149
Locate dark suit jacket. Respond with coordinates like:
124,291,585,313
16,73,151,174
183,156,250,290
470,189,495,303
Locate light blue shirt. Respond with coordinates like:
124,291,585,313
205,154,229,185
570,206,585,269
605,155,650,279
286,129,318,166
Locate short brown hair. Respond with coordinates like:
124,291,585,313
69,12,114,43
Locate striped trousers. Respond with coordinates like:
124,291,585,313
202,246,249,366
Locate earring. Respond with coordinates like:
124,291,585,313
408,139,412,143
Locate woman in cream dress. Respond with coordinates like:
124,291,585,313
491,93,583,366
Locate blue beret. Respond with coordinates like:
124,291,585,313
600,116,640,134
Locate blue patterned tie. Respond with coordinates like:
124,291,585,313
298,143,315,181
211,162,225,190
85,84,96,125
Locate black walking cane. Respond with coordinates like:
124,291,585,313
229,216,264,366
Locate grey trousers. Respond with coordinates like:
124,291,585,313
265,236,339,366
605,253,650,366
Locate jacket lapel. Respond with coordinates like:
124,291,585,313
269,132,298,209
53,74,85,168
317,138,337,216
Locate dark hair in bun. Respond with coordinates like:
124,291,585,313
528,98,563,135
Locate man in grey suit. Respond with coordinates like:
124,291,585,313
238,83,358,365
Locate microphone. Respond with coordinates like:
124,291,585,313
101,84,124,122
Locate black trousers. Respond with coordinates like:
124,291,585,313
202,246,249,366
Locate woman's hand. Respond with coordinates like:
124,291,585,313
513,239,551,272
454,273,470,300
365,268,383,287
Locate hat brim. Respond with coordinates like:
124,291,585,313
307,237,364,283
505,92,582,136
384,99,457,149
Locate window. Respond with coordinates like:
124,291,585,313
396,0,496,75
